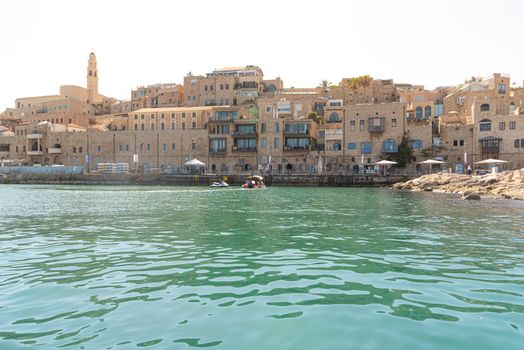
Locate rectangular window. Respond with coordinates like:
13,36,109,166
118,145,123,152
161,123,165,130
515,139,520,148
261,123,267,133
97,145,101,152
192,112,196,118
510,121,516,130
266,106,273,113
347,143,356,150
453,140,458,146
499,122,505,130
141,124,145,131
192,121,196,129
274,138,280,148
147,144,151,151
359,120,365,131
261,137,267,149
459,140,464,146
392,118,397,127
209,139,225,152
162,143,167,151
274,122,279,132
225,84,229,89
171,122,175,129
134,124,138,131
360,142,372,154
350,120,355,131
498,83,507,94
126,144,129,151
182,113,186,118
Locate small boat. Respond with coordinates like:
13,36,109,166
242,175,266,189
210,181,229,188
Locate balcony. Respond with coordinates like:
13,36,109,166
48,148,62,154
27,132,43,139
284,129,311,136
209,149,227,155
27,150,43,156
232,130,257,138
284,146,311,152
232,146,257,152
368,117,385,133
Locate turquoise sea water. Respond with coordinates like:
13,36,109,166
0,185,523,349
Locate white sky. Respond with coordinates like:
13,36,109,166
1,0,522,110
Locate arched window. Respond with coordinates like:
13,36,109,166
424,106,431,118
479,119,492,132
328,112,341,123
332,142,341,151
415,106,423,120
480,103,490,112
382,139,398,153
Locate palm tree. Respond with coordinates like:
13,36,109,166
318,79,331,95
359,75,373,102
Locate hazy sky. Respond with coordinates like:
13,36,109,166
1,0,522,110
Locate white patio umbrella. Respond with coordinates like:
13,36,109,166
374,160,397,175
418,159,445,174
185,158,205,167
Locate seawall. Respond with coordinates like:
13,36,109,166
0,173,412,187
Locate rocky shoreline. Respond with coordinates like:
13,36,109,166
391,170,524,200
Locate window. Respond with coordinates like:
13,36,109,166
205,85,208,91
410,139,423,149
134,124,138,131
118,145,123,152
498,83,507,94
382,139,397,153
392,118,397,127
73,146,77,153
182,122,185,130
147,144,151,151
172,143,176,150
274,122,280,132
332,142,341,151
510,121,516,130
327,112,341,123
274,138,280,148
261,137,267,149
141,124,145,131
210,85,213,91
424,106,431,118
126,145,129,151
225,84,229,89
192,142,196,150
479,119,491,131
192,121,196,129
220,84,223,90
350,120,355,131
171,122,175,130
192,112,196,118
347,143,356,150
97,145,101,152
266,106,273,113
171,113,176,118
261,123,266,133
360,142,372,154
161,113,165,119
139,143,144,151
162,143,167,151
514,139,520,148
480,103,490,111
182,113,186,118
359,120,365,131
499,122,505,130
415,106,423,120
453,140,458,147
209,139,225,153
79,147,83,153
161,123,165,130
459,140,464,146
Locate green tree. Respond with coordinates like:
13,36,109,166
394,132,413,168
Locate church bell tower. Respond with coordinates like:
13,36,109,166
87,52,99,103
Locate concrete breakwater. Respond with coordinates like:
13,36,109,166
0,172,411,187
391,170,524,200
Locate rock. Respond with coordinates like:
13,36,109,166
462,192,481,200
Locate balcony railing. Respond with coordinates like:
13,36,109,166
284,146,310,151
27,150,43,155
232,146,257,152
209,149,226,154
232,130,257,138
284,130,310,136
